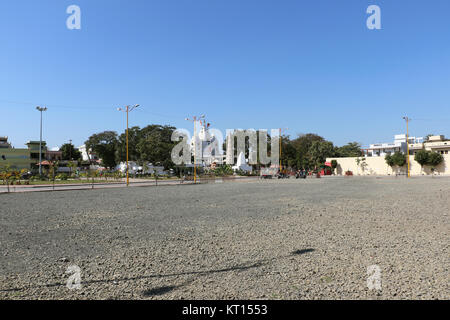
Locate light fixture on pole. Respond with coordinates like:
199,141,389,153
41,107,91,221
36,106,48,176
185,115,205,184
118,104,140,186
69,139,73,161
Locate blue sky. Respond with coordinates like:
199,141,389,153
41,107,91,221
1,0,449,149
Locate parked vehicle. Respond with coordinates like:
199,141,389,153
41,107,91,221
277,172,290,179
295,170,307,179
260,167,278,179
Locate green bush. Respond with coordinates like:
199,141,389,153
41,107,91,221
428,152,444,172
213,165,233,176
56,173,69,180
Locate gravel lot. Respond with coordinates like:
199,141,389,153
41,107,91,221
0,176,448,300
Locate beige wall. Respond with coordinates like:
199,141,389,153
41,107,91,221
327,154,450,176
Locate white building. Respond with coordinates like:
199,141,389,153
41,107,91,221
365,134,423,157
409,135,450,155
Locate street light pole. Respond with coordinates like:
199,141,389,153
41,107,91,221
279,128,288,174
68,139,73,176
69,139,72,161
185,115,205,184
403,116,411,178
36,106,47,176
118,104,139,186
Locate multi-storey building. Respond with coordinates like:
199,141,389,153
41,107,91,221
410,135,450,155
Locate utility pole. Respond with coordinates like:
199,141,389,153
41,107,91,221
69,139,72,160
185,115,205,184
279,128,288,174
36,106,47,176
118,105,140,186
68,139,73,176
403,116,411,178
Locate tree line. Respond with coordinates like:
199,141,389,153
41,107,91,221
280,134,363,170
58,127,446,175
76,127,363,171
84,125,177,169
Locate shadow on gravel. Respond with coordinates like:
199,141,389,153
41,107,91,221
2,249,315,296
140,262,265,297
0,261,265,294
142,285,179,297
291,248,315,255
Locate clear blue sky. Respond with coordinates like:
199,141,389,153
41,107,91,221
1,0,449,149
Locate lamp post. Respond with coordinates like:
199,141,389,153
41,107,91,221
69,139,73,161
403,116,411,178
68,139,73,176
36,106,47,176
279,128,288,174
185,115,205,184
118,104,140,186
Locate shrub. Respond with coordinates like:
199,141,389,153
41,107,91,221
385,154,394,168
414,149,429,170
391,152,406,167
56,173,69,180
428,152,444,173
213,165,233,176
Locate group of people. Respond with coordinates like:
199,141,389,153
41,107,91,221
295,169,308,179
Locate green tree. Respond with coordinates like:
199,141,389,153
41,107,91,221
385,154,394,168
116,126,142,163
336,142,363,157
385,153,405,174
290,133,325,169
59,143,82,161
428,152,444,174
85,131,119,169
392,152,407,167
280,135,297,169
330,159,338,174
386,152,406,174
308,140,336,168
135,125,177,169
414,149,430,173
67,161,78,177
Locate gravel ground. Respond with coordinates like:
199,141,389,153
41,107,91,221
0,176,448,300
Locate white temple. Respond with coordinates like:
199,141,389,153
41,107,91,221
190,123,225,166
232,152,252,172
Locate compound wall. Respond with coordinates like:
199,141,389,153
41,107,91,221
327,154,450,176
